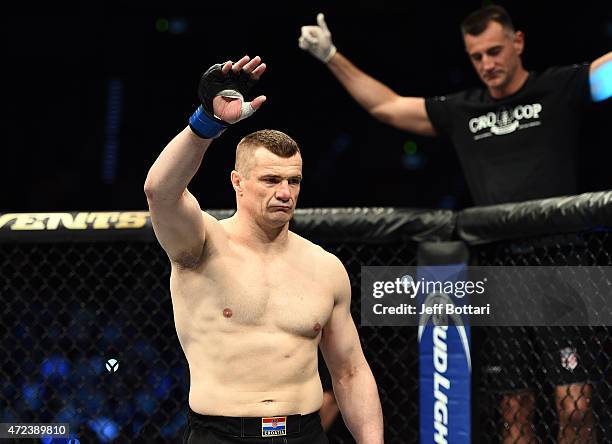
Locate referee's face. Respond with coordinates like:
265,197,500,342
464,21,524,94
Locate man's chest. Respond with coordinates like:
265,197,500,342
453,85,580,144
460,100,552,143
199,252,335,336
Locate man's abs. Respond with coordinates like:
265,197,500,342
181,325,325,416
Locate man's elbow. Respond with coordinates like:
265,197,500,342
335,362,366,387
143,174,173,204
143,175,158,201
370,105,395,125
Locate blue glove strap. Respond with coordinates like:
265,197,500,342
189,106,227,139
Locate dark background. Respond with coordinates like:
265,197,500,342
3,1,611,213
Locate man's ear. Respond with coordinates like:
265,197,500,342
513,30,525,56
231,170,244,196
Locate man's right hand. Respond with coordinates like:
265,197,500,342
189,55,267,139
211,56,267,124
299,13,337,63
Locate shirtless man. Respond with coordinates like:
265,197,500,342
144,55,383,443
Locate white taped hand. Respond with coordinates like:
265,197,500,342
299,13,337,63
217,89,256,123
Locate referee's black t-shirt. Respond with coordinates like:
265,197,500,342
425,64,591,206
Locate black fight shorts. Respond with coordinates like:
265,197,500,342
183,408,329,443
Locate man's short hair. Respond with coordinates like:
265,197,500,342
461,5,515,37
235,129,301,177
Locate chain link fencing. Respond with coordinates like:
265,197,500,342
472,230,612,443
0,210,429,443
1,199,611,443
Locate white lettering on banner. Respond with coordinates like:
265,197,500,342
468,103,543,137
0,212,149,231
433,326,448,372
433,326,450,444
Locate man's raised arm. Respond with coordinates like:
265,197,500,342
299,13,436,136
144,56,267,267
144,128,212,267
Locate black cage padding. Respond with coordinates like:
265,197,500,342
457,190,612,245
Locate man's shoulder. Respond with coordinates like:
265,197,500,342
200,211,236,254
203,211,229,238
523,64,591,103
531,63,590,88
538,63,590,78
289,231,344,268
428,85,488,105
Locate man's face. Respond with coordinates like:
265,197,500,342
464,21,524,93
236,147,302,227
